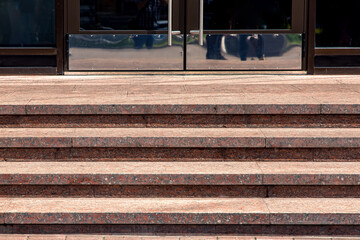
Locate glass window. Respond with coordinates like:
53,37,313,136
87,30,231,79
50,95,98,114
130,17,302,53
80,0,169,31
204,0,292,30
316,0,360,47
0,0,56,47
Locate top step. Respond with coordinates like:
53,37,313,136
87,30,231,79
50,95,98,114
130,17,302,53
1,75,360,115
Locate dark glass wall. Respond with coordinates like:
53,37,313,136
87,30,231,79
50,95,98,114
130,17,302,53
80,0,169,31
316,0,360,47
204,0,292,30
0,0,56,47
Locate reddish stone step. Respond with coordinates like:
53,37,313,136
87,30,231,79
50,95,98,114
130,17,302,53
1,103,360,115
1,115,360,128
1,198,360,225
1,162,360,186
0,234,358,240
3,224,360,236
1,147,360,162
0,128,359,148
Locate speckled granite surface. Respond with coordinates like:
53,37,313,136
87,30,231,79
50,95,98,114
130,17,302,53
1,198,360,225
0,128,359,148
1,75,360,237
1,162,360,185
0,75,360,115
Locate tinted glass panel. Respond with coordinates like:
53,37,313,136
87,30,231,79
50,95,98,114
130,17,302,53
0,55,57,67
68,34,184,70
204,0,292,30
80,0,169,31
316,0,360,47
315,56,360,67
0,0,56,47
187,34,302,70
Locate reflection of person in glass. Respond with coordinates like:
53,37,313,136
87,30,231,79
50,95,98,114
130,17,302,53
205,0,234,60
206,35,226,60
134,0,168,49
239,34,265,61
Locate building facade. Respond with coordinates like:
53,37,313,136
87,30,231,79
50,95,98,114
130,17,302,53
0,0,359,74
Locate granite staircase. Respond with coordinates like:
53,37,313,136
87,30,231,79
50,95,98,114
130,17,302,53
1,77,360,237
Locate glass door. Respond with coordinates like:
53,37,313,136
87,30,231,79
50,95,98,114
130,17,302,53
67,0,184,70
66,0,305,71
186,0,306,70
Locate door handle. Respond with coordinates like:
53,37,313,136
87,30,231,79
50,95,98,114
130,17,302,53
168,0,181,46
189,0,204,46
168,0,175,46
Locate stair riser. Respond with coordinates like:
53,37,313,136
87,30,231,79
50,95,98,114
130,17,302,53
1,185,360,198
1,175,360,186
1,148,359,162
1,115,359,128
2,224,360,236
2,213,360,225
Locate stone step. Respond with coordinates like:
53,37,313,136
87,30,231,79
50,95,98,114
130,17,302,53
1,162,360,186
2,103,360,115
2,147,360,162
1,198,360,225
3,185,360,198
1,114,359,128
0,128,359,148
3,224,360,236
1,234,359,240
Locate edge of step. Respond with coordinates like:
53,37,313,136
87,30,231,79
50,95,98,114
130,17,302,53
1,162,360,186
0,128,359,148
1,104,360,115
1,198,360,225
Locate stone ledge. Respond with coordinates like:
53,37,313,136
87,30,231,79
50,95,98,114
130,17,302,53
0,128,359,148
2,198,360,225
1,162,360,185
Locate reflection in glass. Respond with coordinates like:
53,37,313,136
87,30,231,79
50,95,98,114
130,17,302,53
316,0,360,47
0,0,56,47
204,0,292,30
80,0,169,31
68,34,184,70
187,34,302,70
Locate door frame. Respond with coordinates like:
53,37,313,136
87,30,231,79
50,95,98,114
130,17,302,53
63,0,307,72
0,0,63,74
307,0,360,74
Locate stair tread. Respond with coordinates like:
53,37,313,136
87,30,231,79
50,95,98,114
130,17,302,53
1,75,360,115
1,162,360,185
0,128,359,148
1,198,360,225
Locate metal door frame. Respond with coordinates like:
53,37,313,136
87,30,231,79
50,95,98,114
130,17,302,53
64,0,307,71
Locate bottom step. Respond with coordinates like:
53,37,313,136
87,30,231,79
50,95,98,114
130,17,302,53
2,198,360,225
1,234,360,240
